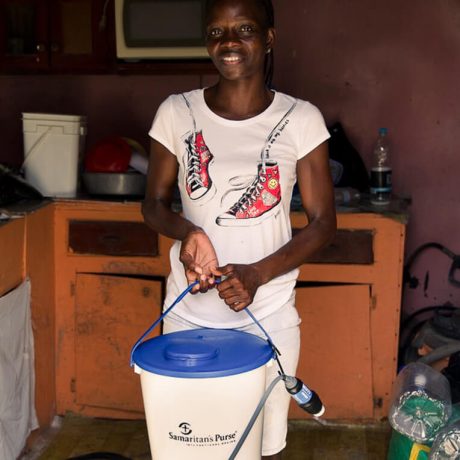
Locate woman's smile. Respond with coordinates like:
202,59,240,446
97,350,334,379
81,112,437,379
220,53,243,64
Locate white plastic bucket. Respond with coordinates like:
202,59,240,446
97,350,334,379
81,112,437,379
22,113,87,198
132,328,274,460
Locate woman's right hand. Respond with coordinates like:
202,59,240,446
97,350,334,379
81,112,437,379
180,229,219,293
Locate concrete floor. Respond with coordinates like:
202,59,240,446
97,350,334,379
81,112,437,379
22,415,391,460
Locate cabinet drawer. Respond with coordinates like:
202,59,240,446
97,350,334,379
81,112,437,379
293,228,374,265
68,220,158,256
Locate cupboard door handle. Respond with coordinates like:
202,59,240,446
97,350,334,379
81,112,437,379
36,43,46,52
101,234,120,243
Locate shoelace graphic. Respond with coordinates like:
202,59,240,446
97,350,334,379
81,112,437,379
185,134,205,190
229,173,266,213
220,174,261,207
182,95,212,193
220,100,297,210
259,100,297,168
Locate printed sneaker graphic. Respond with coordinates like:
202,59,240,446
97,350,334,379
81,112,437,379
216,161,281,227
184,130,215,202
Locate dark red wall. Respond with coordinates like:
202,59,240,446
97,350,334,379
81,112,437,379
0,74,203,167
1,0,459,313
273,0,460,313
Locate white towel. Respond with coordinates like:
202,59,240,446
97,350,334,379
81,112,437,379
0,279,38,459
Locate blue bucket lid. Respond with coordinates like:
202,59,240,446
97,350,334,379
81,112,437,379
132,328,274,378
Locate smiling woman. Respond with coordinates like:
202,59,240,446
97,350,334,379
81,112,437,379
141,0,336,458
204,0,275,89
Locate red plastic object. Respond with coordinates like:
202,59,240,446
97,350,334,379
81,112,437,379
84,137,132,173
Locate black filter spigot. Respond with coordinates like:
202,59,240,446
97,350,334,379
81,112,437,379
283,375,325,417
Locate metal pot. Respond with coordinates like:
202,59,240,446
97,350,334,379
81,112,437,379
82,172,146,196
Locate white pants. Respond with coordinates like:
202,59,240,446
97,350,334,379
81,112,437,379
163,299,301,456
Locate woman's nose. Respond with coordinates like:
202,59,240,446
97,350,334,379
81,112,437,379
220,28,241,47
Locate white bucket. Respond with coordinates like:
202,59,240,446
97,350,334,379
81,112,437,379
132,328,274,460
22,113,87,198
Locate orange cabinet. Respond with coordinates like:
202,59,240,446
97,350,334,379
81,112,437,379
292,284,374,420
290,212,406,421
75,274,162,414
26,200,405,429
26,200,170,427
0,218,25,297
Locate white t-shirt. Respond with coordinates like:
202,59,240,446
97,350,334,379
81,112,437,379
149,88,329,328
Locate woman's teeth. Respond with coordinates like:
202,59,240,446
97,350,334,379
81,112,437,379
223,55,240,62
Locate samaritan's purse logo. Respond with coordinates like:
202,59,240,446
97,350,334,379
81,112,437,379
179,422,192,435
169,422,237,447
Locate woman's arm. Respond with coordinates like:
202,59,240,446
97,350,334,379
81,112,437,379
142,139,218,291
258,140,337,281
215,141,337,310
142,139,196,239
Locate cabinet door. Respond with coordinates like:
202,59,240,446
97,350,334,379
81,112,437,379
291,284,374,420
0,0,49,71
0,0,114,73
49,0,114,72
75,274,163,415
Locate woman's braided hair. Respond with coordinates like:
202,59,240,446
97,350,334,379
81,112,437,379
205,0,275,88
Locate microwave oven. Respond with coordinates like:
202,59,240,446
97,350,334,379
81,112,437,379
115,0,209,60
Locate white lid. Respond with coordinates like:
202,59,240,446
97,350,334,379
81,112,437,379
22,113,87,122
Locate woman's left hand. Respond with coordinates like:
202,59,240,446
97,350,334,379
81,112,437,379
212,264,263,311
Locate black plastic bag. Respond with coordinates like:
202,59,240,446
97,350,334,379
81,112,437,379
0,165,43,206
328,122,370,192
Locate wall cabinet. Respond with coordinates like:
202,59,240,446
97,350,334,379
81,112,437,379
0,0,114,73
0,1,213,75
26,200,405,430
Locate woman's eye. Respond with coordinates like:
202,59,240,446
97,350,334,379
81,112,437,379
207,28,222,38
239,24,254,33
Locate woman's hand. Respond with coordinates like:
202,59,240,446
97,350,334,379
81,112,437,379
212,264,263,311
180,229,219,293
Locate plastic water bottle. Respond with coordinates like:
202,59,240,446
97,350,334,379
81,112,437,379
370,127,392,205
334,187,361,206
389,362,452,443
284,375,325,417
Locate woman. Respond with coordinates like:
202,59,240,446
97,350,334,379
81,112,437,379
142,0,336,457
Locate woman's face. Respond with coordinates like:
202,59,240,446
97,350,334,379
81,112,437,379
205,0,275,82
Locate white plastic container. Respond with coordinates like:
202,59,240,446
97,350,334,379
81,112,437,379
132,328,274,460
22,113,87,197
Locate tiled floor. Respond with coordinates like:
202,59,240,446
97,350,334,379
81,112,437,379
23,415,391,460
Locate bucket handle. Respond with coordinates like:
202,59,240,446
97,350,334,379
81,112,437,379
22,126,54,169
130,279,281,367
130,281,198,366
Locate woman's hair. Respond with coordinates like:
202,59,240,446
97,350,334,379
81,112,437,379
205,0,275,88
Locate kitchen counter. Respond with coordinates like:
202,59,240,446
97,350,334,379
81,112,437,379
0,191,411,223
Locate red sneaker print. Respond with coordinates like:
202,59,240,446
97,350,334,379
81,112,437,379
216,161,281,226
184,130,215,202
